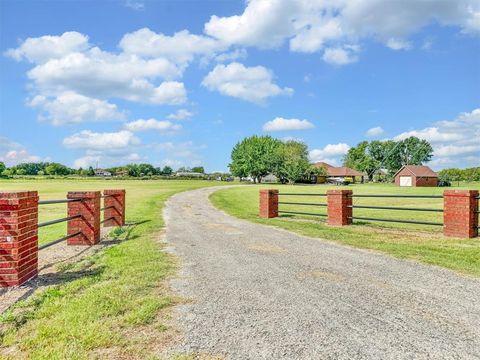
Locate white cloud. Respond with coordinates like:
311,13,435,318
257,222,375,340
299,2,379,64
395,127,464,143
366,126,384,137
28,92,125,125
263,117,314,131
393,108,480,168
0,137,42,166
386,38,412,50
322,46,359,65
202,62,293,104
27,48,185,104
7,32,187,106
214,48,248,63
204,0,298,48
119,28,226,64
309,143,351,164
150,141,207,168
204,0,480,64
63,130,140,150
124,0,144,11
73,152,142,169
167,109,193,120
124,119,181,132
5,31,90,63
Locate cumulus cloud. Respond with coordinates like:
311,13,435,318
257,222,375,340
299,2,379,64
124,119,181,132
366,126,384,137
309,143,351,165
263,117,314,131
394,108,480,168
5,31,90,63
322,46,359,65
204,0,480,64
28,92,125,125
6,31,187,116
0,137,43,166
167,109,193,120
202,62,293,104
119,28,226,64
63,130,140,150
386,38,412,50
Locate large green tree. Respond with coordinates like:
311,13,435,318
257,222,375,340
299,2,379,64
343,141,379,180
229,135,281,183
0,162,5,176
275,140,310,184
344,137,434,179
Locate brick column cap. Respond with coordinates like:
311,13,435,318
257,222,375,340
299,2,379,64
327,189,352,195
104,189,125,195
259,189,279,194
443,189,479,197
67,191,101,199
0,191,38,199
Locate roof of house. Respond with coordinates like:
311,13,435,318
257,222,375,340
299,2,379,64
314,162,365,177
327,166,366,177
393,165,438,178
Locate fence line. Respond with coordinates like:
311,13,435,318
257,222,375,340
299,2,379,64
260,189,478,238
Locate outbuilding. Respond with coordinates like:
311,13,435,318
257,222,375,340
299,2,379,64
394,165,438,187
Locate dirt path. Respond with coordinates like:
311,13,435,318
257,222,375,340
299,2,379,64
165,186,480,360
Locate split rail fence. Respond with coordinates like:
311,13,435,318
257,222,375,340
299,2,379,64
260,189,479,238
0,189,125,287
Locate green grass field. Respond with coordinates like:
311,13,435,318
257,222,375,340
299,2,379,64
210,182,480,276
0,179,225,359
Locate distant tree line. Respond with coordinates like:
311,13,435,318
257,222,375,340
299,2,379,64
438,167,480,182
228,135,462,184
229,135,325,183
343,137,434,180
0,161,206,178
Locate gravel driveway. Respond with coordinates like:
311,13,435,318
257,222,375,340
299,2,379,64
165,186,480,360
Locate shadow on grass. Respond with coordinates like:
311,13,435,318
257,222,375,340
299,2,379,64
0,219,149,308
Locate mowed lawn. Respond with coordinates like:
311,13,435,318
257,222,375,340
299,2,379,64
0,178,225,359
211,182,480,276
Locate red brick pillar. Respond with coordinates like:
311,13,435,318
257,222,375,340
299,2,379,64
67,191,101,245
443,190,479,238
103,189,125,227
0,192,39,287
327,189,352,226
259,189,278,218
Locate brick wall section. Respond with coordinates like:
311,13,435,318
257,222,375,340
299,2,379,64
443,190,479,238
103,189,125,227
0,191,39,287
67,191,101,245
259,189,278,218
415,177,438,187
327,189,352,226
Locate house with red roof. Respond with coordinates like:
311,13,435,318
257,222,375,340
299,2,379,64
313,162,366,184
393,165,438,187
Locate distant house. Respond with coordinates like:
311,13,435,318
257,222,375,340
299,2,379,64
394,165,438,187
94,168,112,177
262,173,279,183
175,171,204,178
313,162,366,183
115,169,128,177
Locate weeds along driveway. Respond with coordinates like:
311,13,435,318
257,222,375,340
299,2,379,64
164,186,480,360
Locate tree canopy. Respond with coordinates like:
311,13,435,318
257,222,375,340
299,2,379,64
274,140,311,184
229,135,282,183
343,136,433,179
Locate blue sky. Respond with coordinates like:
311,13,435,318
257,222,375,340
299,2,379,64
1,0,479,172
